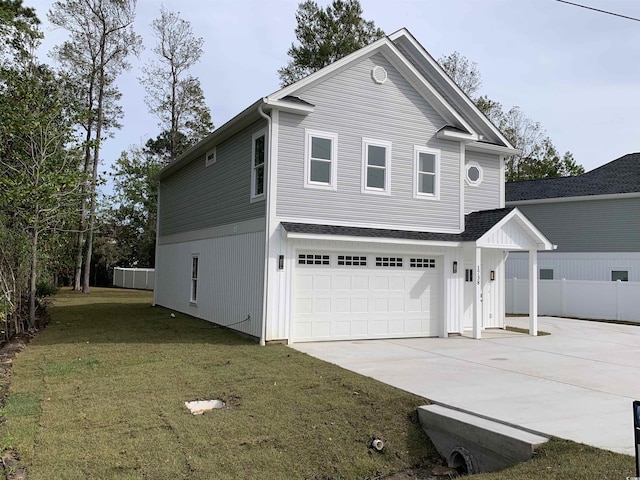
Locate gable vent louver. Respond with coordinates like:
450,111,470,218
371,66,387,84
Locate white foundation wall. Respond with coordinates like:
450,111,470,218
155,230,265,338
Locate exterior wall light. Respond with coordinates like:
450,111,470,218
278,255,284,270
453,261,458,274
490,270,495,281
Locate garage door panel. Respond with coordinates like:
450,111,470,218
294,252,442,341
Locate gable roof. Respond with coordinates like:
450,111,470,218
158,28,516,181
506,153,640,202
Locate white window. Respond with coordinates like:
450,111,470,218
251,130,266,201
205,147,216,167
298,254,330,265
465,162,483,186
414,146,440,199
190,256,199,303
410,258,436,269
539,268,554,280
611,270,629,282
375,257,403,267
465,269,473,282
337,255,367,266
361,138,391,194
304,129,338,190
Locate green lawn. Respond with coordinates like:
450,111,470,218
0,288,635,479
0,288,438,479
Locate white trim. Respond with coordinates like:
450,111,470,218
499,156,506,209
465,161,483,187
304,129,338,190
205,147,216,167
361,137,392,195
190,254,199,304
436,129,479,142
506,191,640,206
467,141,520,156
152,183,161,306
388,29,514,149
263,97,314,115
250,128,267,202
413,146,440,200
371,65,388,84
475,208,554,250
459,143,465,232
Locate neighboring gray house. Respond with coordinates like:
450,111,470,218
505,153,640,282
154,29,553,344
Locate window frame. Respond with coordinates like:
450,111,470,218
304,129,338,191
205,147,217,167
190,255,199,304
465,161,483,187
413,146,440,200
361,138,392,195
251,129,266,202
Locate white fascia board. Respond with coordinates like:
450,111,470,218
389,29,514,149
284,231,461,248
380,43,477,135
506,191,640,206
158,98,264,180
476,208,553,250
263,97,315,115
466,141,520,156
268,36,390,100
436,129,479,142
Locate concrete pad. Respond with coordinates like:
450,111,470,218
291,316,640,455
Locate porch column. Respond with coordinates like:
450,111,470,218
528,248,538,336
473,247,482,339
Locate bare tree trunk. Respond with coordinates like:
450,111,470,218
29,228,37,328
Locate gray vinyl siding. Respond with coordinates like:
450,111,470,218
515,197,640,252
276,53,461,232
159,120,267,237
464,151,501,213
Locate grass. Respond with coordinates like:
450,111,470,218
0,288,635,479
0,288,438,479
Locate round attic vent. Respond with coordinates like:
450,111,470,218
371,66,387,84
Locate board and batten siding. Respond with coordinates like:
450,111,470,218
158,119,267,237
464,151,501,214
515,197,640,252
155,230,265,338
276,52,461,232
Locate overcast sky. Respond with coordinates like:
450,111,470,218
26,0,640,192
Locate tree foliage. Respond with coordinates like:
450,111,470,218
278,0,384,86
438,52,584,181
141,6,213,161
0,62,83,327
0,0,41,64
49,0,142,292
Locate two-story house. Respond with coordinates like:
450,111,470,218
154,29,553,344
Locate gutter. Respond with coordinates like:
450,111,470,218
257,100,271,346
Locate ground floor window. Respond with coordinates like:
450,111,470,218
539,268,554,280
190,256,199,303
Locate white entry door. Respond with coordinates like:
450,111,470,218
293,251,442,342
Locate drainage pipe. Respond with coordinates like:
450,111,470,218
257,101,271,346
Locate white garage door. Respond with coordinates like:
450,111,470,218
294,251,442,341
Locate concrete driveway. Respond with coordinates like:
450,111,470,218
292,316,640,456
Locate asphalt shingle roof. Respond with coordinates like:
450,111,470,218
281,208,515,243
505,153,640,201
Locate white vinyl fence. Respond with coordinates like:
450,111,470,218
113,268,155,291
506,278,640,322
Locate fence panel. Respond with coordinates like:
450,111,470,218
113,268,155,290
506,278,640,322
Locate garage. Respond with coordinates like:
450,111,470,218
293,251,442,341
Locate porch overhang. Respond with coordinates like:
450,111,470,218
471,208,555,251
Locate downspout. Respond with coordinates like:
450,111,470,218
258,101,271,346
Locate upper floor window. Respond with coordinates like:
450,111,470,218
465,162,483,186
414,146,440,200
361,138,391,195
251,130,266,201
304,129,337,190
